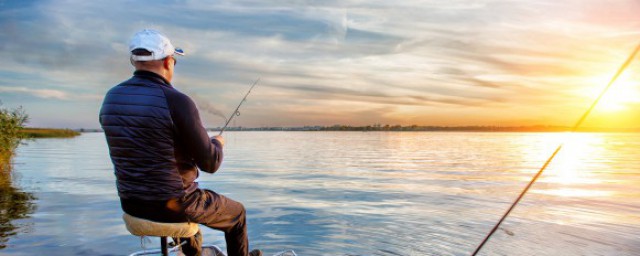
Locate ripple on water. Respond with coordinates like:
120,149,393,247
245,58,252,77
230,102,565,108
2,132,640,255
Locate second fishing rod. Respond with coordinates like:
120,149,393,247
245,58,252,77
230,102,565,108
470,43,640,255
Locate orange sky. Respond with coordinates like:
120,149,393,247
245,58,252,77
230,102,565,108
0,1,639,128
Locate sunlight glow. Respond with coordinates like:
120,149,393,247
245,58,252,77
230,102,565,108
551,134,599,184
533,133,611,198
536,188,612,197
592,72,640,112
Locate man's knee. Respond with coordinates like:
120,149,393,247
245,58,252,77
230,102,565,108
234,203,247,226
239,203,246,216
227,198,246,219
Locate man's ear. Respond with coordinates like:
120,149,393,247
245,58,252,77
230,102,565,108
163,57,172,70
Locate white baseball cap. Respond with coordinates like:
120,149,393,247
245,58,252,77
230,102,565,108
129,29,184,61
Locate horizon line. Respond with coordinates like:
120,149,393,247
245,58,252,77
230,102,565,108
36,125,640,133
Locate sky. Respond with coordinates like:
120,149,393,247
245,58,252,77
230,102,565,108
1,0,639,129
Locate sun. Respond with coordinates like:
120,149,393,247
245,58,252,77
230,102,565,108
595,72,640,112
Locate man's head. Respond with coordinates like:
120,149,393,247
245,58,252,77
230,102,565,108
129,29,184,82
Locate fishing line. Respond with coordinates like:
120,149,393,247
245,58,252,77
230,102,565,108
471,43,640,256
219,78,260,135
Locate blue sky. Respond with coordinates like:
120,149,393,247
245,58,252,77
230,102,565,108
1,0,639,128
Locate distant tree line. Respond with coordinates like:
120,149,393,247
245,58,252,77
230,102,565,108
317,124,574,131
208,124,638,132
317,124,576,132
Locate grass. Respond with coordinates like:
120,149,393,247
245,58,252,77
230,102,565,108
20,128,80,138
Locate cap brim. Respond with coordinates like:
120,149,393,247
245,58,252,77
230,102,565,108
130,55,157,61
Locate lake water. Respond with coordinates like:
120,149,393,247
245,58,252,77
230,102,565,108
1,132,639,255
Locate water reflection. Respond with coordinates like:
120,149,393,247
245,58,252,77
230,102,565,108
0,165,36,249
533,133,610,198
2,132,640,255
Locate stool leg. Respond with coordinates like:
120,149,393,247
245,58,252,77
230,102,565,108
161,236,168,256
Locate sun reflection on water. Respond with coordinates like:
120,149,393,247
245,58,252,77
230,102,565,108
535,188,612,197
532,133,613,198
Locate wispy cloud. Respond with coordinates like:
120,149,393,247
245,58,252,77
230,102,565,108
0,0,639,128
0,86,69,100
0,86,102,101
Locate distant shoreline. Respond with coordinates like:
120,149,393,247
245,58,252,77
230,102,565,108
21,128,80,138
209,125,640,132
71,125,640,133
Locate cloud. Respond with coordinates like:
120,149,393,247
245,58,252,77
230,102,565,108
0,86,101,101
0,86,68,100
0,0,639,127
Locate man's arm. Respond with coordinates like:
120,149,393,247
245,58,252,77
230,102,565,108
167,90,223,173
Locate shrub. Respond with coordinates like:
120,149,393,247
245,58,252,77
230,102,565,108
0,104,28,170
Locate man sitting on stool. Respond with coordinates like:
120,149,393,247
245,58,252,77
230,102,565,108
99,29,262,256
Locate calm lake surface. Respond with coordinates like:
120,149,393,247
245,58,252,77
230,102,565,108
2,131,639,255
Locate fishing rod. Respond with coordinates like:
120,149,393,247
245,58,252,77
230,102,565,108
219,78,260,135
471,43,640,256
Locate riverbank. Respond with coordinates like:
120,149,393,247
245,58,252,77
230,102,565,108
1,128,80,170
19,128,81,138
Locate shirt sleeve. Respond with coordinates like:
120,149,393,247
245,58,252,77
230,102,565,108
165,88,223,173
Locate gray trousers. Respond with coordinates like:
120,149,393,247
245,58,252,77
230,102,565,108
181,189,249,256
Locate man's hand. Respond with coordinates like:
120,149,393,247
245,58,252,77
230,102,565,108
213,135,225,147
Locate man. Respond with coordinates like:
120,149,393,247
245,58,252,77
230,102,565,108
99,29,261,256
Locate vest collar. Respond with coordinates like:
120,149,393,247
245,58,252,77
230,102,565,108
133,70,172,87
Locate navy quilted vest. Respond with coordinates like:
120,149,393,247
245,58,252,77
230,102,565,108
100,72,186,200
